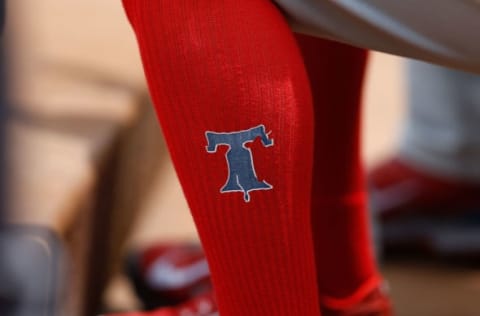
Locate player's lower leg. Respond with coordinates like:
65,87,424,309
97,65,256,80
295,34,391,314
122,1,321,315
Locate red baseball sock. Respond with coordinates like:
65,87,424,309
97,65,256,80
122,1,321,315
296,35,382,308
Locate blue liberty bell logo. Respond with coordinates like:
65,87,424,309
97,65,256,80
205,124,274,202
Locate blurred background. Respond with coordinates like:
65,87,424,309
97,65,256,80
2,1,480,316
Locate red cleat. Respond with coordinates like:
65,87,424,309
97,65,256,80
126,243,212,309
105,291,217,316
369,158,480,257
106,287,391,316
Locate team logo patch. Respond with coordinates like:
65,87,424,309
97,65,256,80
205,124,273,202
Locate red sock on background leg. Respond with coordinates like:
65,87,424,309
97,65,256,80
296,35,381,308
123,1,321,315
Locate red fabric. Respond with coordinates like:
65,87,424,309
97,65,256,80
122,1,321,315
295,35,381,305
109,292,217,316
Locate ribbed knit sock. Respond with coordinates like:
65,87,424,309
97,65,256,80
296,35,381,309
122,1,321,315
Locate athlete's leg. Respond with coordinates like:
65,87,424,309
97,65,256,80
296,35,382,308
369,61,480,258
401,60,480,180
122,1,321,315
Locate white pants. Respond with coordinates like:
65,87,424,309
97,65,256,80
275,0,480,73
400,60,480,182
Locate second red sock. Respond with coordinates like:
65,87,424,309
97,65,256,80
296,35,381,307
